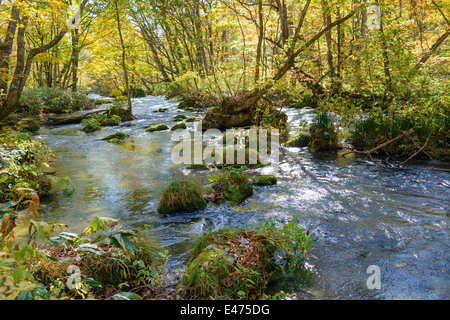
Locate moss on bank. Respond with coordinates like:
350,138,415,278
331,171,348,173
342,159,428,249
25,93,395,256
182,219,313,300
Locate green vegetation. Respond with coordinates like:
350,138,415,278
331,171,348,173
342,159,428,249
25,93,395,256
19,88,95,115
186,163,209,170
182,218,312,299
157,179,207,214
145,124,169,132
102,132,130,141
170,122,187,131
350,111,449,160
252,175,277,186
309,112,339,152
0,130,52,203
210,168,253,204
285,131,311,148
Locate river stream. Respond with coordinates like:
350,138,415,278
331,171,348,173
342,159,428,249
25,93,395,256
36,95,449,300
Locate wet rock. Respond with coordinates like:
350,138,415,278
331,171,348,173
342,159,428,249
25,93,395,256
171,122,187,131
145,124,169,132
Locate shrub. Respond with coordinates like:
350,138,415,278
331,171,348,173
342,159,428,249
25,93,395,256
20,87,95,114
157,179,207,214
0,130,53,203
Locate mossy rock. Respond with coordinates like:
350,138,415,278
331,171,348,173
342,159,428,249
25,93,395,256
102,132,130,141
224,182,253,204
171,122,187,131
212,169,254,204
174,114,187,121
145,124,169,132
16,118,40,132
252,175,277,186
181,246,235,299
186,163,209,170
158,108,168,112
157,179,207,214
285,132,311,147
108,138,123,144
186,116,200,122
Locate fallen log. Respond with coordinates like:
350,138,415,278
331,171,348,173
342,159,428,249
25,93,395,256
342,128,415,159
46,109,107,125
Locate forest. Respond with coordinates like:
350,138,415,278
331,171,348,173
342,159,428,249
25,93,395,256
0,0,449,302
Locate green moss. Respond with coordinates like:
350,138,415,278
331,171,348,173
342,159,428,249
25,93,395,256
171,122,187,130
102,132,130,141
252,175,277,186
186,163,209,170
145,124,169,132
285,132,310,147
107,138,123,144
157,179,207,214
174,114,187,121
81,117,103,133
158,108,168,112
185,116,200,122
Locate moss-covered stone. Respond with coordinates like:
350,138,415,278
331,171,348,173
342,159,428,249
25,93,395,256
185,116,200,122
158,108,168,112
145,124,169,132
212,169,253,204
157,179,207,214
102,132,130,141
174,114,187,121
186,163,209,170
252,175,277,186
171,122,187,131
108,138,123,144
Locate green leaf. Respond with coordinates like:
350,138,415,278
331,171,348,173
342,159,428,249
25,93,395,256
0,174,8,184
110,292,142,300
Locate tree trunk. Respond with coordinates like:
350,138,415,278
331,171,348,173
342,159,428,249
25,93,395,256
254,0,264,82
114,0,133,120
0,3,20,103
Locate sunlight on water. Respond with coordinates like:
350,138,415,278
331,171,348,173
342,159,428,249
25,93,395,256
36,95,450,300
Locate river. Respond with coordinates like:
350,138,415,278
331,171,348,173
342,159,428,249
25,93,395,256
36,95,449,300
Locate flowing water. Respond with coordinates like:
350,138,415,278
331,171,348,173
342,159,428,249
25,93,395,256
36,95,449,300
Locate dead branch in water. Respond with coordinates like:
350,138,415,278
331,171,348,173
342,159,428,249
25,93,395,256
342,128,415,160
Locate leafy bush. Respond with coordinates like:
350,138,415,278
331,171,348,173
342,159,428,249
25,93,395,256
20,87,95,114
0,130,52,203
